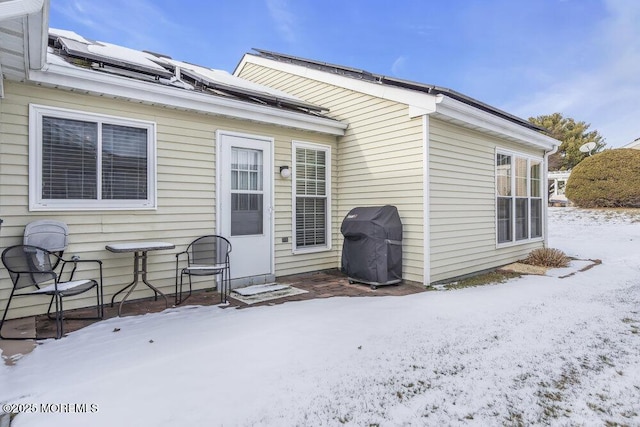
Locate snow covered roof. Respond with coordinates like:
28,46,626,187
47,29,328,116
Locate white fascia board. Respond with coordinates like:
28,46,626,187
27,63,347,136
434,95,559,151
236,54,437,117
0,0,44,21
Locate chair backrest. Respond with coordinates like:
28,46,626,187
188,235,231,266
24,220,69,253
2,245,56,290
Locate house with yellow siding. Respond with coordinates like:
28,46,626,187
0,1,346,320
234,50,560,284
0,1,559,322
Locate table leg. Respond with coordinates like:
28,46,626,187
141,251,169,308
112,251,169,316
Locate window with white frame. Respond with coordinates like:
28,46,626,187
293,142,331,251
496,151,543,244
29,105,156,210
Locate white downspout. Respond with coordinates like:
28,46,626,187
422,114,430,286
543,145,559,247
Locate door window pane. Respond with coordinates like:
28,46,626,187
231,194,263,236
230,148,264,236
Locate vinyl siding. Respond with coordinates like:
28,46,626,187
429,118,545,282
239,62,426,283
0,81,337,319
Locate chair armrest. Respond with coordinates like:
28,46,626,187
59,257,103,282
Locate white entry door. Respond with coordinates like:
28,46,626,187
218,131,273,283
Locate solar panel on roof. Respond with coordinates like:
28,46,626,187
47,30,331,117
56,36,174,79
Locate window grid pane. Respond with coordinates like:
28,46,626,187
515,158,528,197
530,161,541,198
515,198,529,240
42,116,98,200
531,199,543,238
102,124,148,200
497,197,512,243
496,154,511,196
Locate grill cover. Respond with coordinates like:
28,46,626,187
340,205,402,285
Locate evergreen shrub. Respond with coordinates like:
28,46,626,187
565,149,640,208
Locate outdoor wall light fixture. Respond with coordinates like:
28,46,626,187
280,166,291,179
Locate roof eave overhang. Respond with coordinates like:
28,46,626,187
27,62,347,136
433,95,559,151
0,0,44,20
237,54,560,151
236,53,439,118
0,0,48,70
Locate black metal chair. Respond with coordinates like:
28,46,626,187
0,245,104,340
175,235,232,305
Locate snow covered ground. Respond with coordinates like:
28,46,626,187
1,207,639,426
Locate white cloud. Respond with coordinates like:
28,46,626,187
50,0,183,51
391,56,407,76
508,0,640,147
265,0,297,44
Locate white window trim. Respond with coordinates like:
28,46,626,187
495,148,544,248
29,104,157,211
291,140,332,254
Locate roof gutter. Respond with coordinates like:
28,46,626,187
434,95,558,151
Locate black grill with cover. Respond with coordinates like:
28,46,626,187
340,205,403,289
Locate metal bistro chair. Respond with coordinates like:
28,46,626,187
0,245,104,340
24,219,69,270
175,235,232,305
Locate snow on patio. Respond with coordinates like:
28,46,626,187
1,207,639,426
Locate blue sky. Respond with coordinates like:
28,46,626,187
49,0,639,147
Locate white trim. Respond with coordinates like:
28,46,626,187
422,115,431,285
236,55,560,151
495,147,544,247
28,104,157,211
434,96,558,151
215,129,275,278
28,63,347,136
291,140,332,254
236,54,438,118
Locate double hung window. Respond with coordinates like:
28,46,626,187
30,105,156,210
496,151,543,244
293,142,331,251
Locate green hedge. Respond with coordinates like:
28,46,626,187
565,149,640,208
